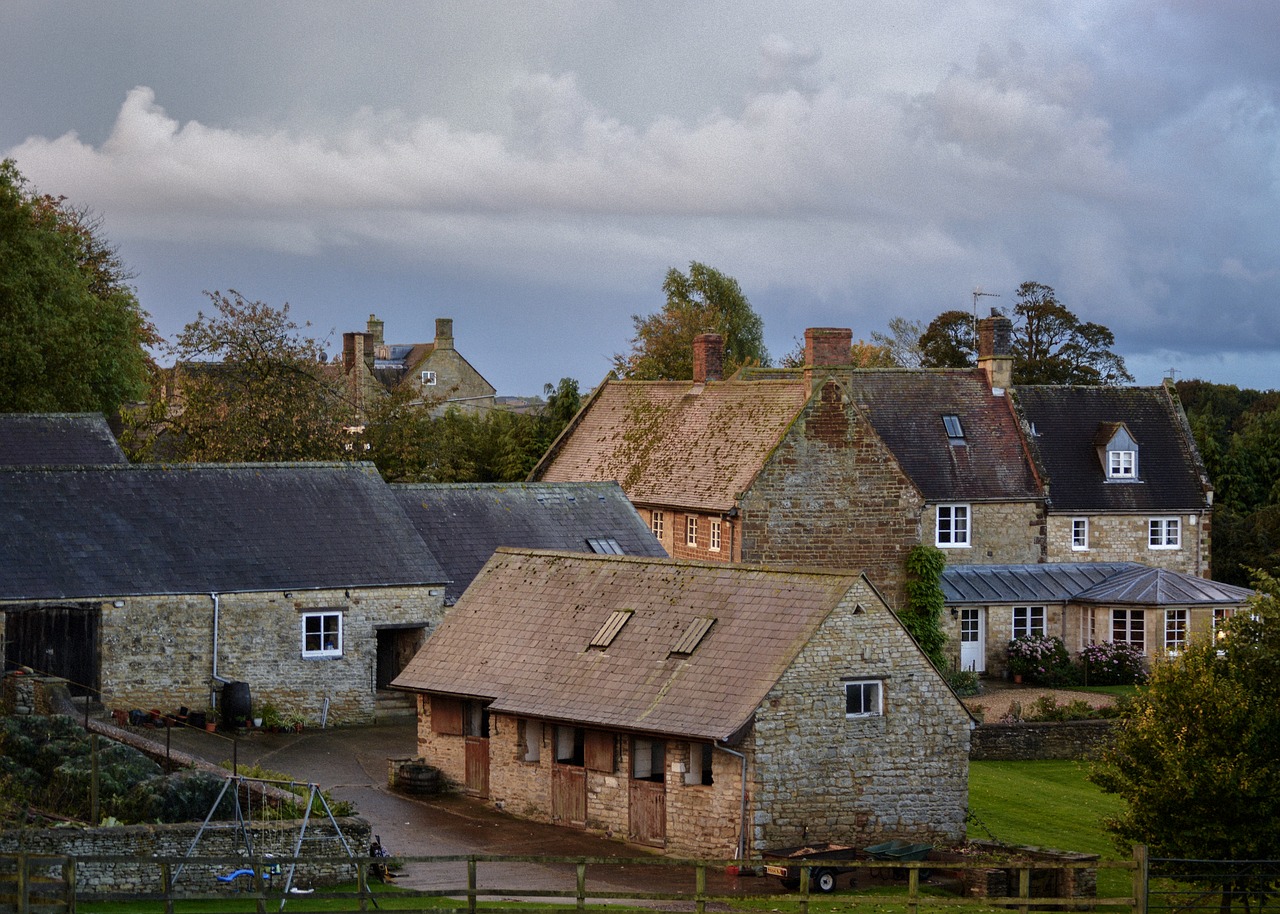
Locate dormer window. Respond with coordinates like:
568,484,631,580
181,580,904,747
942,414,965,445
1096,422,1139,482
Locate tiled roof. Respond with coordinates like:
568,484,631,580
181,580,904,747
393,550,866,742
942,562,1251,607
0,413,128,465
1012,385,1209,511
390,481,667,603
534,379,811,512
0,462,447,601
840,369,1042,502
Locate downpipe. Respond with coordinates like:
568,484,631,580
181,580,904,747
716,742,749,861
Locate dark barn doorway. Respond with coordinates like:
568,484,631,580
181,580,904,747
4,602,101,696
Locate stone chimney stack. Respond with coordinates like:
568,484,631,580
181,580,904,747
366,314,385,350
693,333,724,383
434,318,454,351
977,310,1014,391
803,327,853,395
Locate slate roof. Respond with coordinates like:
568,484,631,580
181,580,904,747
1012,385,1209,511
392,549,869,743
942,562,1252,607
839,369,1042,502
0,462,447,601
390,481,668,603
533,379,811,512
0,413,128,465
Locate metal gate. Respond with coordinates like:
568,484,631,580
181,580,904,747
1148,856,1280,913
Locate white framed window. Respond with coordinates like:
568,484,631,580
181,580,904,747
1112,609,1145,651
520,719,542,762
301,611,342,659
1072,517,1089,551
685,515,698,547
651,510,664,540
1149,517,1181,549
844,679,883,718
1107,449,1136,479
936,504,970,547
421,370,437,386
709,519,721,552
685,742,714,786
1013,606,1046,639
1164,609,1188,655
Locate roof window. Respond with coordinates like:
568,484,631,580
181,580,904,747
670,617,716,656
942,414,965,445
589,610,632,649
586,536,624,555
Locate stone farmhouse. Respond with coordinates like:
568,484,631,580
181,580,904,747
342,315,496,419
0,461,448,725
942,563,1251,675
389,481,667,605
392,549,973,859
0,412,128,465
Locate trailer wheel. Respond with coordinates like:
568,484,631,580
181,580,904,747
814,869,837,893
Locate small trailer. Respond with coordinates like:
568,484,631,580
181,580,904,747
762,843,862,893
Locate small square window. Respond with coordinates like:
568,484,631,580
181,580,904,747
708,519,721,552
685,516,698,547
1013,606,1046,639
1072,518,1089,551
844,680,883,718
936,504,970,547
1113,609,1145,651
302,611,342,658
1108,449,1135,479
421,370,437,386
1149,517,1181,549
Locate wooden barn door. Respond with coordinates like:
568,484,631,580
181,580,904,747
551,726,587,827
463,702,490,798
629,738,667,847
4,603,100,696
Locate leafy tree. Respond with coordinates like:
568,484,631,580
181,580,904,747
0,159,155,415
777,337,895,369
901,544,948,669
1008,281,1132,385
918,310,976,369
1090,574,1280,901
126,291,354,462
870,316,925,368
612,262,769,380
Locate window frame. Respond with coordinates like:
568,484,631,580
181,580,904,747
421,370,437,386
1107,449,1136,479
1112,609,1145,652
1164,608,1188,655
1012,606,1046,639
936,503,971,548
301,610,343,659
844,679,883,719
708,519,721,552
651,510,664,540
1071,517,1089,551
1149,517,1181,549
685,515,698,548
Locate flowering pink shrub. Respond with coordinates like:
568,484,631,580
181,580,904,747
1079,640,1147,685
1006,634,1071,683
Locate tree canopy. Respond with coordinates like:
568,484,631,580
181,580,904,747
612,262,769,380
915,282,1133,385
0,159,155,415
1090,573,1280,874
126,290,354,462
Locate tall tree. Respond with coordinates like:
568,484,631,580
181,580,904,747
918,310,976,368
1090,574,1280,895
612,262,769,380
870,316,925,368
127,290,353,462
0,159,155,414
1009,281,1133,385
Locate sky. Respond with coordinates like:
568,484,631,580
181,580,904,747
4,1,1279,396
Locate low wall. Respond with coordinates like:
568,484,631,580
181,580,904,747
970,720,1116,761
0,818,371,894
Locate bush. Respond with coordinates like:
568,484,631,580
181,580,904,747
1007,635,1073,685
947,667,981,697
1079,640,1148,685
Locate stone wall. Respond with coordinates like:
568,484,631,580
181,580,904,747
0,818,371,894
924,500,1045,567
969,720,1116,761
94,584,442,726
740,380,925,604
750,579,971,853
1044,512,1210,575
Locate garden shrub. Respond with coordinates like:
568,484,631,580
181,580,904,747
1007,634,1074,685
1079,640,1148,685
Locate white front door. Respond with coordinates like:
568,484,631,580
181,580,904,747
960,607,986,672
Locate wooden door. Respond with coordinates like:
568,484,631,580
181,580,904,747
464,736,489,798
628,779,666,847
551,764,587,827
4,603,100,696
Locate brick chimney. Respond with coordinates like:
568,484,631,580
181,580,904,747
977,311,1013,391
803,327,853,395
693,333,724,383
434,318,454,351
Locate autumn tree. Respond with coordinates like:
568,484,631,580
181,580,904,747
0,159,155,414
918,310,976,369
870,316,925,368
1090,574,1280,897
127,291,353,462
612,262,769,380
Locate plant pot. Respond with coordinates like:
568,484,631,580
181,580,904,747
1013,674,1023,684
253,718,263,728
205,722,217,732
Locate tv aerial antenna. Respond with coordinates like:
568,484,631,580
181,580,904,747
972,287,1000,349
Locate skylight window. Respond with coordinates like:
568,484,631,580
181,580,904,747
589,610,632,648
586,536,624,555
943,414,965,444
670,617,716,656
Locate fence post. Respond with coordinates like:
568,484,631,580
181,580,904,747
1018,865,1031,914
161,861,174,914
576,861,587,911
907,865,920,914
695,863,706,914
1131,845,1148,914
467,857,478,914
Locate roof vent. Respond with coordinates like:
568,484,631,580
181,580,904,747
589,610,633,649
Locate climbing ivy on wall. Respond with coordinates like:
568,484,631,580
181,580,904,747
901,544,948,669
